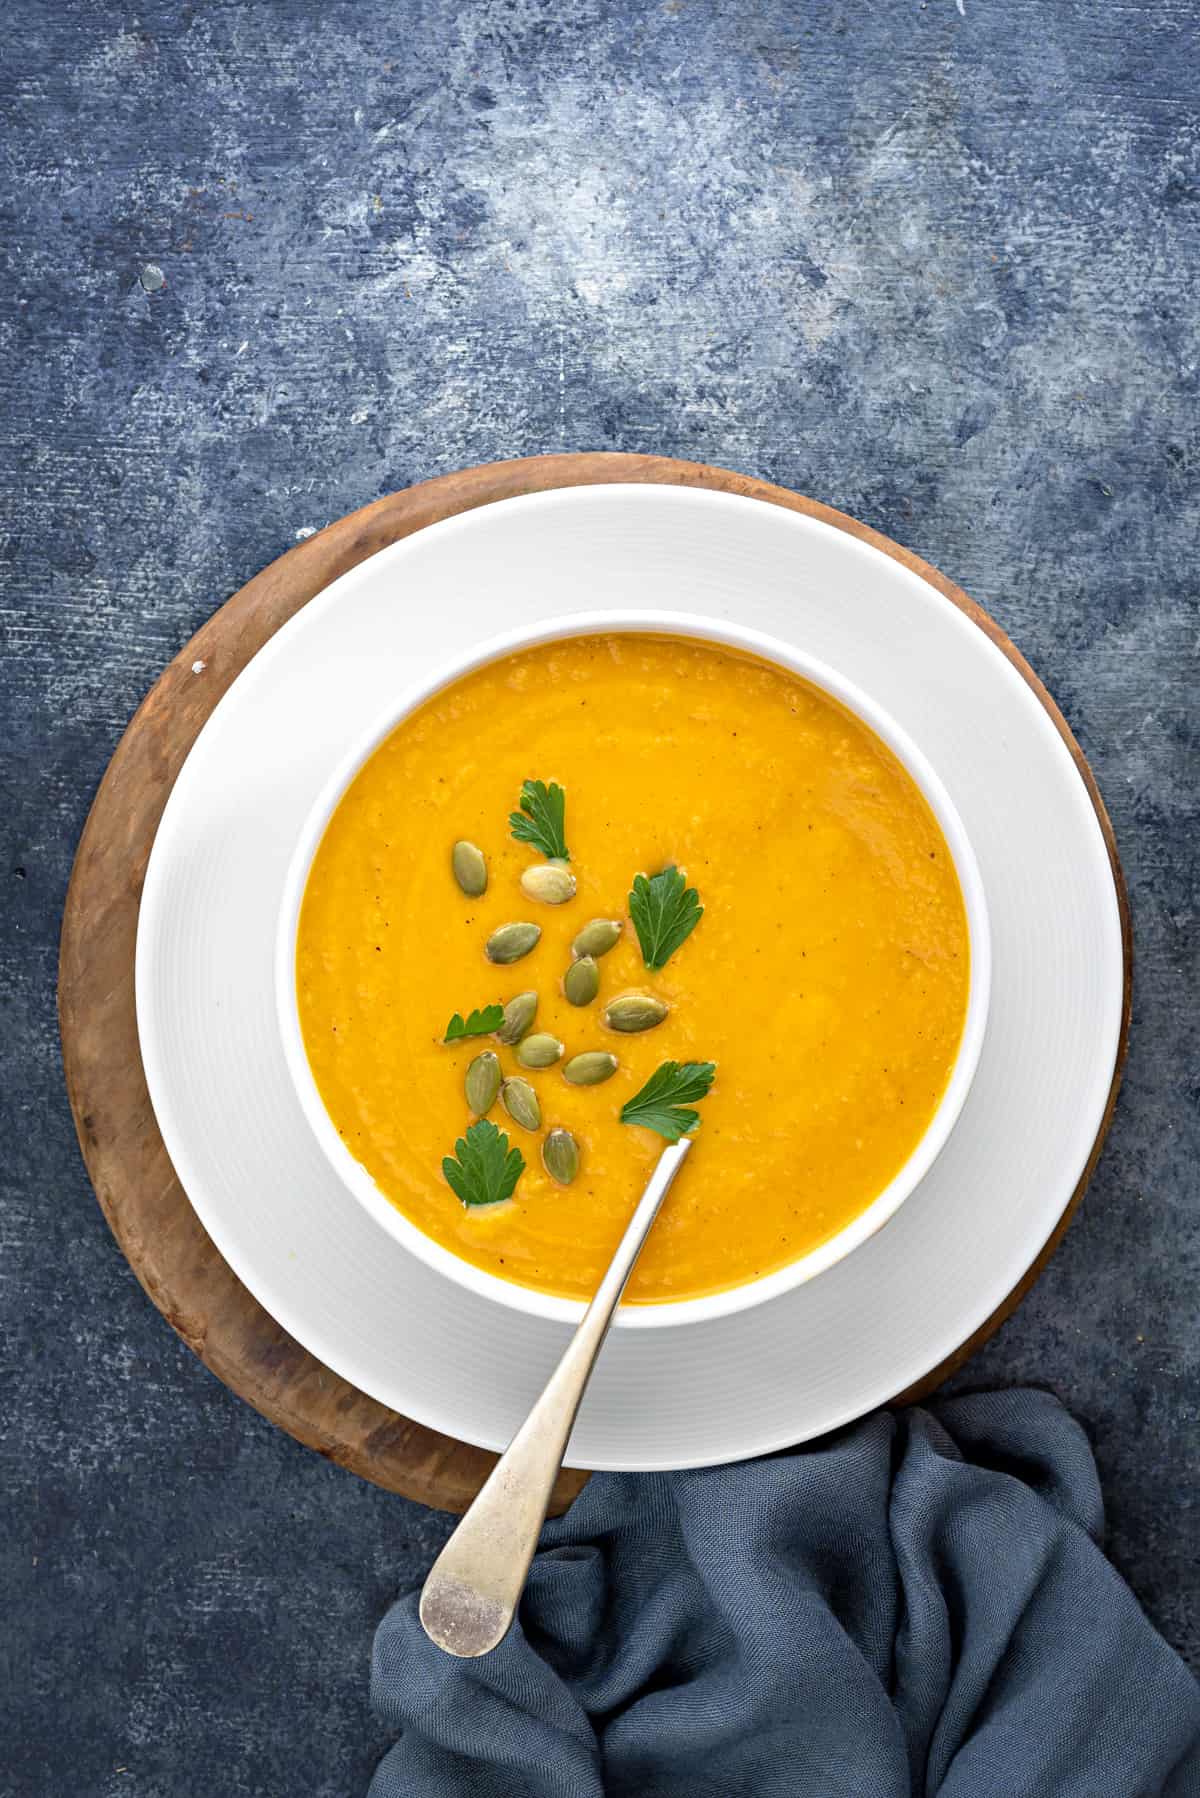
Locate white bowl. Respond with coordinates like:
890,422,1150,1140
276,609,991,1330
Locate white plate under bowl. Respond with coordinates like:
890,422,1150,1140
136,485,1124,1471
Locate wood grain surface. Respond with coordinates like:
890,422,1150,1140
57,453,1133,1513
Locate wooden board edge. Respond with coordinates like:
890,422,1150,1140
57,452,1132,1501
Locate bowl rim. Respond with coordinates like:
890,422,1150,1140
275,608,992,1331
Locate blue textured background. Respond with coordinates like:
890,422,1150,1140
2,2,1198,1792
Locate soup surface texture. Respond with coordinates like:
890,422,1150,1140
297,634,969,1304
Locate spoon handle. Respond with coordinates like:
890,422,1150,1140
419,1138,692,1658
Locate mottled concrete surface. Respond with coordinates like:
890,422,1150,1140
2,1,1198,1792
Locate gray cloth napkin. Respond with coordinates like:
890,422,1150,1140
370,1390,1200,1796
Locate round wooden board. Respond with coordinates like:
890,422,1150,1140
59,453,1132,1514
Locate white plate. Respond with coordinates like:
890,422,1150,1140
136,485,1124,1471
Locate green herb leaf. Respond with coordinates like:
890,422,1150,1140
444,1004,506,1044
509,779,569,861
619,1060,717,1142
442,1118,526,1207
628,866,703,970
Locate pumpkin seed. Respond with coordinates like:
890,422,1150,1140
572,918,623,960
563,1050,619,1086
520,863,577,905
542,1128,580,1187
563,956,600,1007
464,1050,502,1116
516,1032,564,1070
501,1076,541,1131
486,921,541,964
603,994,669,1033
451,840,488,897
494,990,537,1045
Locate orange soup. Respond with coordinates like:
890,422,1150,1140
296,634,969,1303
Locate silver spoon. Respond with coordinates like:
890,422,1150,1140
419,1138,692,1657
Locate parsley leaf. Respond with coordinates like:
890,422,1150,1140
443,1004,505,1043
442,1118,525,1207
628,866,703,970
509,779,569,861
619,1060,717,1142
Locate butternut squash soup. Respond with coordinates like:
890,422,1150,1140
296,633,969,1304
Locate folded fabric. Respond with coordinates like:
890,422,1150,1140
370,1390,1200,1796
